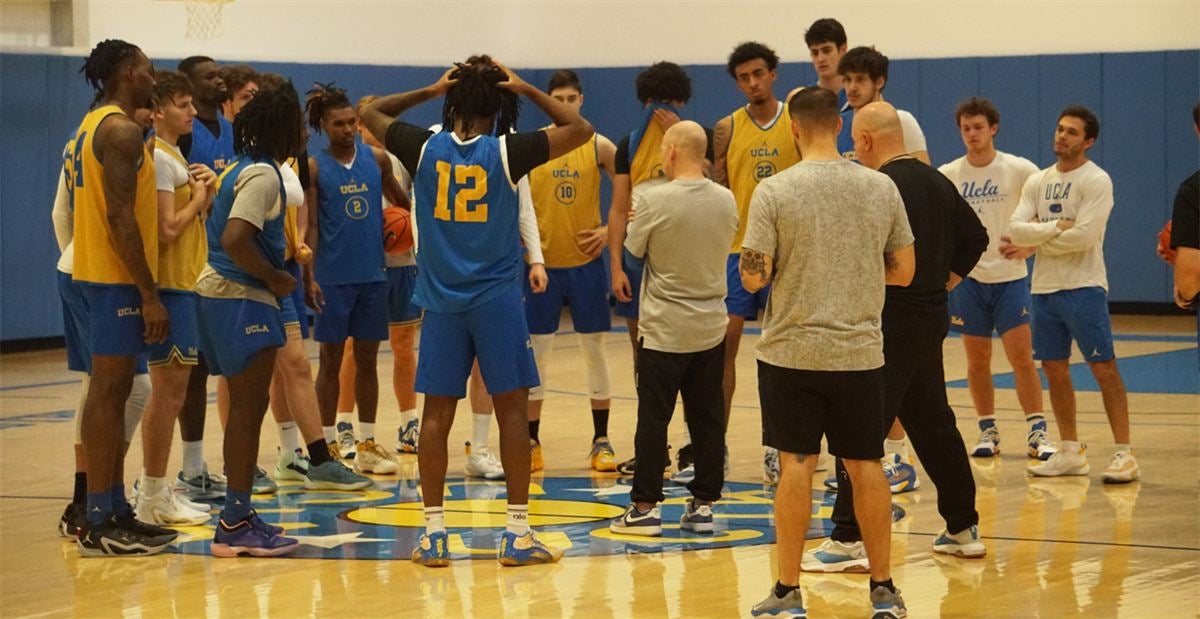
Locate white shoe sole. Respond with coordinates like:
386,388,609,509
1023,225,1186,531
609,523,663,536
1101,470,1140,484
800,558,869,573
1028,463,1091,477
355,461,399,475
932,543,987,558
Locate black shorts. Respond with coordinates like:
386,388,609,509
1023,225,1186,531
757,361,885,461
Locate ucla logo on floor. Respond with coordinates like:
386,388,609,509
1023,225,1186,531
169,475,904,560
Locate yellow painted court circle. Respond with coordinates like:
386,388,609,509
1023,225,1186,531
346,498,626,528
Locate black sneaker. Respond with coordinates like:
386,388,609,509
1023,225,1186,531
615,445,673,476
77,516,170,557
676,443,694,472
59,502,84,538
114,505,179,546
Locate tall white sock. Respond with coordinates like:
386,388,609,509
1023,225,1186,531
884,438,910,461
336,412,355,429
182,440,204,478
141,474,168,497
472,413,491,448
360,422,376,441
506,504,530,535
400,409,418,425
424,506,445,533
323,426,336,444
277,421,300,454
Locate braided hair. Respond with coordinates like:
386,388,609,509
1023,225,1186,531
304,82,351,133
80,39,142,106
442,55,519,138
233,81,303,162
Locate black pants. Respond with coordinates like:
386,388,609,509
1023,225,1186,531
830,308,978,540
631,340,726,505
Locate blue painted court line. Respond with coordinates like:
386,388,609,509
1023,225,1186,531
946,348,1200,395
563,326,1198,343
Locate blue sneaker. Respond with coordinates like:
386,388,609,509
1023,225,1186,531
497,530,564,566
609,503,662,536
211,512,298,558
397,418,420,454
1027,422,1057,461
411,531,451,567
870,585,907,618
751,587,806,617
336,421,357,460
304,461,373,491
971,426,1001,458
680,499,714,533
884,453,921,494
251,467,278,494
176,465,226,500
932,524,986,558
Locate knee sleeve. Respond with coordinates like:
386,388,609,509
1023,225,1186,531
528,334,555,401
124,373,151,443
74,374,90,444
579,332,610,401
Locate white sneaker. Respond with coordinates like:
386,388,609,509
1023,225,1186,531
355,439,400,475
932,524,986,558
135,488,211,526
465,442,505,480
971,426,1001,458
274,448,311,482
1028,447,1090,477
763,447,781,485
801,539,868,573
1101,450,1140,484
336,421,357,461
670,465,696,484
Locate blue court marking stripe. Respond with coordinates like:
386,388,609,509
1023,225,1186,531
946,348,1200,395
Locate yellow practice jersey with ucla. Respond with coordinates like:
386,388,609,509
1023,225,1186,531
283,157,301,259
726,102,800,253
155,138,207,291
529,133,601,268
631,121,667,188
70,105,158,285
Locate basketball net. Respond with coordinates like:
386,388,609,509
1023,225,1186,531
184,0,231,40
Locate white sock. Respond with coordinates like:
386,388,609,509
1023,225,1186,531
360,422,376,441
323,426,336,444
884,438,909,460
400,409,418,425
1061,440,1082,454
336,412,355,429
141,474,168,497
278,422,300,454
424,506,445,533
506,504,530,535
1114,443,1131,454
182,440,204,478
472,413,491,448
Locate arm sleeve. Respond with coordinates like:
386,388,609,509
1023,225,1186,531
741,181,778,258
615,136,631,175
950,189,989,277
517,176,544,264
1170,174,1199,249
384,121,433,179
1039,172,1114,255
884,182,915,252
51,167,73,252
899,112,928,154
623,192,653,259
503,131,551,183
1008,173,1061,246
229,166,281,230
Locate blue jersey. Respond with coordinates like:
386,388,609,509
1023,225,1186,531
838,107,856,161
314,143,386,285
206,158,287,289
189,115,235,173
412,132,521,313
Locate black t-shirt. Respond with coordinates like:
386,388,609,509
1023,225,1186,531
614,129,716,175
177,115,222,159
384,121,550,181
881,158,989,313
1171,170,1199,250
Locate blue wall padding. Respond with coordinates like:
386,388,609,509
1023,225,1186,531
1,49,1196,340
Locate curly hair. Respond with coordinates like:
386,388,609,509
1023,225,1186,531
727,42,779,77
221,64,259,94
635,61,691,105
955,97,1000,127
838,46,889,84
80,39,142,106
152,69,192,107
1059,105,1100,141
304,82,351,132
442,55,519,137
234,81,303,161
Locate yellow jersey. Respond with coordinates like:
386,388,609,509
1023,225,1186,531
154,138,207,291
528,133,601,268
630,121,667,188
282,157,302,259
726,102,800,253
71,105,158,285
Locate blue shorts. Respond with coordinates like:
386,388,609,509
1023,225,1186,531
279,293,301,328
59,271,92,373
614,261,642,320
1031,287,1115,362
725,253,769,320
196,296,286,376
284,260,309,339
147,291,200,366
387,266,423,326
415,285,539,397
313,281,389,343
525,260,612,334
80,283,149,358
948,277,1032,338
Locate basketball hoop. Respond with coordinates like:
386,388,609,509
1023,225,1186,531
183,0,233,40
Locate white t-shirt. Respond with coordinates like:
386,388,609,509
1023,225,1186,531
897,110,927,155
1009,160,1113,294
939,151,1039,283
155,141,191,193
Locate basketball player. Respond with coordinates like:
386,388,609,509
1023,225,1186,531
219,64,258,122
196,82,305,557
1009,106,1139,483
742,88,912,618
707,41,800,486
805,18,849,103
809,102,989,575
610,121,737,538
133,71,217,527
525,69,619,473
71,39,177,556
175,55,235,500
938,97,1055,461
836,47,929,164
361,56,593,566
304,83,406,474
1170,103,1199,314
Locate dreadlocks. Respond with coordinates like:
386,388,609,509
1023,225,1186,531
304,82,351,133
80,39,142,106
234,81,303,162
442,55,520,138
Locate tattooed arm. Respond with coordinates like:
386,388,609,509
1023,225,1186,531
740,248,774,293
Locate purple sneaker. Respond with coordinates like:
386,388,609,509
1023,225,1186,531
211,512,299,558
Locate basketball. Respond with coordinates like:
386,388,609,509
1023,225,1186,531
1157,220,1176,264
383,207,413,254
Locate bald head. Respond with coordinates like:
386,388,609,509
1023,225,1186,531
662,120,708,179
852,102,907,169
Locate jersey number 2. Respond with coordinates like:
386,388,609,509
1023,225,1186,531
434,162,488,223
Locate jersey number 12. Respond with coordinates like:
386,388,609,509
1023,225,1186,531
434,162,488,223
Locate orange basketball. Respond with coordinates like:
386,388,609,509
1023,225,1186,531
383,207,414,255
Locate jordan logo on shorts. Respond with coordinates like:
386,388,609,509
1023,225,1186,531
1090,347,1101,358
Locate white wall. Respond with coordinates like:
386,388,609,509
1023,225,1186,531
72,0,1198,67
0,1,53,48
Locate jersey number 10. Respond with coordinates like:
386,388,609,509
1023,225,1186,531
434,162,488,223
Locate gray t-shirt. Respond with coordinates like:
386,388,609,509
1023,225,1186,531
195,164,284,307
742,160,913,371
625,178,738,353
